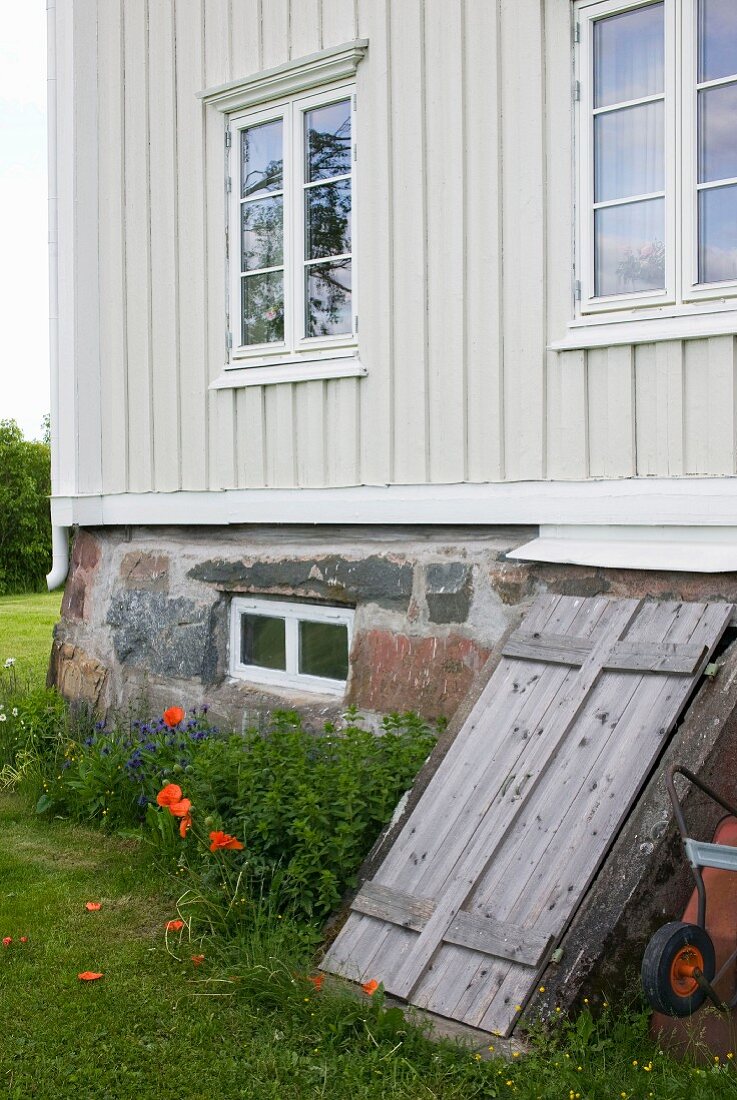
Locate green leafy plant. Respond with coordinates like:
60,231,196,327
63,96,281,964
0,419,51,594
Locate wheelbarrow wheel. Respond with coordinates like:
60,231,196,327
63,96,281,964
641,921,716,1017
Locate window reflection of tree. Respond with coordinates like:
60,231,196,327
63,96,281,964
305,119,352,336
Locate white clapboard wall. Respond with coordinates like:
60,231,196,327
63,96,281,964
323,595,732,1036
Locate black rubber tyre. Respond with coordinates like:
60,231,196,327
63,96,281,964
641,921,716,1017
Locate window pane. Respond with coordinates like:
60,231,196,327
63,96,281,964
699,184,737,283
594,102,664,202
305,179,351,260
594,3,664,108
241,615,286,670
299,620,349,680
241,196,283,271
305,260,352,337
699,0,737,83
698,82,737,183
594,199,665,296
305,99,351,182
241,270,284,345
241,120,283,198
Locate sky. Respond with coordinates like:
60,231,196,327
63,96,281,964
0,1,48,441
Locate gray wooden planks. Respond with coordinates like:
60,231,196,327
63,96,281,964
322,597,731,1035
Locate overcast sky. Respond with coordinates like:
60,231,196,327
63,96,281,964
0,1,48,441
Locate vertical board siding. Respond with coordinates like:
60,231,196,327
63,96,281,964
204,0,236,490
424,0,466,483
122,0,154,492
74,0,102,495
465,0,504,483
175,0,208,490
97,0,128,494
634,341,685,476
78,1,737,498
587,346,636,477
547,350,588,479
355,0,393,485
389,0,428,484
149,0,181,492
500,0,546,481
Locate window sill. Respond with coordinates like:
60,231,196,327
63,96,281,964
550,304,737,351
210,355,366,390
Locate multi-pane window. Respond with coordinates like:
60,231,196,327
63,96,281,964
228,85,356,363
577,0,737,312
229,597,354,694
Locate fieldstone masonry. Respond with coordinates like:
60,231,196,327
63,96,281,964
50,524,737,731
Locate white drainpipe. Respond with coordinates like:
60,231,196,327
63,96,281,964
46,0,69,591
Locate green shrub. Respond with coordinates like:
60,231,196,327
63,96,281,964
0,419,52,594
38,706,437,922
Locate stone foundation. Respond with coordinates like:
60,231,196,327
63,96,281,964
50,523,737,729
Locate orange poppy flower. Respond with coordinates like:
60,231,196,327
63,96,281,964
78,972,103,981
2,937,11,948
179,812,192,838
156,783,183,808
209,830,244,853
168,798,191,819
308,974,324,991
362,979,379,996
191,954,205,967
162,706,185,729
85,902,102,912
165,919,184,932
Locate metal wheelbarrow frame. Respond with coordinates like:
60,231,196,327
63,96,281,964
641,764,737,1017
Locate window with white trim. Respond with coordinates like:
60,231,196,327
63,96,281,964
227,84,357,368
229,597,354,695
576,0,737,315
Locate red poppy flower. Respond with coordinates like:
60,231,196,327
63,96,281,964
179,812,192,838
191,954,205,967
162,706,185,729
156,783,183,808
362,979,379,996
308,974,324,991
2,937,11,948
166,919,184,932
78,972,103,981
85,902,102,912
168,798,191,819
209,830,244,853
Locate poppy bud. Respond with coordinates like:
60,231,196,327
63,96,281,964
204,816,214,827
172,763,183,773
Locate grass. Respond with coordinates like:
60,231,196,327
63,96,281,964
0,590,60,684
2,592,737,1098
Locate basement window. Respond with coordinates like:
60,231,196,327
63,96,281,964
229,597,354,694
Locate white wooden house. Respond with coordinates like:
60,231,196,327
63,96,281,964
47,0,737,720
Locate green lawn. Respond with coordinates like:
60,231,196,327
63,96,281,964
1,593,737,1098
0,590,61,685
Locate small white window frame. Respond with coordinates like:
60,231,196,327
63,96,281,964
229,596,355,695
227,83,358,371
573,0,737,324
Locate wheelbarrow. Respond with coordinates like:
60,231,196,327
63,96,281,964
642,764,737,1017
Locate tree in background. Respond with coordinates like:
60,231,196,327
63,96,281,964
0,419,51,594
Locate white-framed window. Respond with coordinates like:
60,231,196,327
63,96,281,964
229,597,355,695
227,84,357,370
575,0,737,317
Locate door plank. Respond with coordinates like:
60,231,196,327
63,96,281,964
386,599,642,1001
351,882,436,931
443,911,552,967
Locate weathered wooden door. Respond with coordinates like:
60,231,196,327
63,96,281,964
323,595,731,1036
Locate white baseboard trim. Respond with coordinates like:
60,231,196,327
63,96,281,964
50,477,737,539
510,524,737,573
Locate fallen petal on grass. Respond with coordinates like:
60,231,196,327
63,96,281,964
77,972,104,981
191,954,205,967
2,937,12,947
166,919,184,932
84,902,102,912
